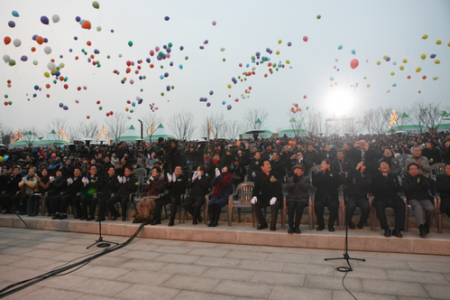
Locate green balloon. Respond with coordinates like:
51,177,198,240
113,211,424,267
118,54,122,58
317,14,321,19
171,85,174,89
81,49,85,52
143,75,146,79
99,106,103,110
53,80,57,84
128,41,133,47
107,55,110,59
117,71,120,75
130,110,134,113
8,59,16,66
185,56,189,60
161,92,164,96
97,64,101,68
92,1,100,9
160,65,164,69
223,58,226,62
140,89,143,92
56,66,60,71
8,101,12,105
158,51,164,57
168,42,173,48
4,95,8,98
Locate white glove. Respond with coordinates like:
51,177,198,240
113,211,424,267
252,172,256,178
172,173,176,181
149,176,154,181
22,177,27,183
49,176,54,182
215,168,220,178
251,196,257,204
270,197,277,205
197,171,202,180
269,155,273,161
118,176,123,183
192,172,197,181
67,178,73,185
167,173,172,182
122,176,127,182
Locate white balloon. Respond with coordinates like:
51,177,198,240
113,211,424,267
96,26,102,32
13,39,21,47
220,47,225,52
47,62,56,71
44,46,52,55
52,14,60,23
392,61,397,65
59,62,65,69
3,55,10,63
127,116,132,120
33,60,38,65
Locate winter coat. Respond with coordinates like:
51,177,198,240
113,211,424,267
422,147,442,165
371,171,402,206
209,172,234,208
436,174,450,199
186,175,211,197
402,173,432,202
405,156,431,178
312,170,340,202
347,171,371,199
252,170,282,206
286,174,309,201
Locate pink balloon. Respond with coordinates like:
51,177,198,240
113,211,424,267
166,53,171,59
130,79,134,84
149,50,155,56
83,86,87,90
212,21,217,26
303,36,308,42
155,46,160,51
350,59,359,69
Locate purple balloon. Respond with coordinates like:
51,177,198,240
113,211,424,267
386,57,391,62
146,58,151,63
430,54,436,59
199,46,204,49
121,79,125,84
69,48,73,52
33,94,37,97
164,72,169,78
166,85,171,91
59,55,63,58
162,54,166,59
204,40,209,44
74,36,78,40
32,34,38,41
166,47,172,53
138,99,143,104
164,16,170,21
44,38,48,43
180,46,184,51
209,90,214,95
20,55,28,62
256,52,260,56
75,16,81,22
169,61,173,66
287,42,292,47
63,105,68,110
227,105,232,110
8,21,15,28
59,103,64,108
111,29,114,33
256,62,260,65
163,45,167,49
157,56,162,61
207,102,211,107
40,16,49,25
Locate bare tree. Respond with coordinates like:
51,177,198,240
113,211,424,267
244,108,269,130
67,126,82,142
168,111,195,141
47,118,67,133
78,121,99,139
105,113,128,143
414,101,445,133
224,120,242,139
303,109,322,136
20,126,44,139
209,112,226,138
0,121,13,144
140,112,162,139
361,107,391,135
200,118,211,140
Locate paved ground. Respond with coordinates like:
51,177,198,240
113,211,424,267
1,227,450,300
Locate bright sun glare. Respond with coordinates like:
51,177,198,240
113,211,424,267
326,89,356,118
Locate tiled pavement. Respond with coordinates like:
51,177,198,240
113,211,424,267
1,226,450,300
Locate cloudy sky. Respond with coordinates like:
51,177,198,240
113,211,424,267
1,0,449,138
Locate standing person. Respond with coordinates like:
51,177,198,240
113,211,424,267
372,160,405,238
29,168,50,217
0,167,22,214
181,166,211,225
11,168,37,215
45,170,66,217
436,163,450,218
247,151,261,180
251,159,282,231
441,140,450,164
312,159,341,232
106,166,138,221
208,166,233,227
205,152,222,178
97,166,121,221
346,161,371,229
230,156,247,186
270,152,286,179
403,163,435,237
422,141,442,165
151,166,187,226
166,140,182,174
285,164,309,234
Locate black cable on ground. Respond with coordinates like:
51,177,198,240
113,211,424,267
336,265,357,300
0,222,150,299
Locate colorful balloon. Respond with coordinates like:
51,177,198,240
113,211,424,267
350,59,359,69
8,21,16,28
436,40,441,45
421,54,426,60
12,11,19,17
44,46,52,54
4,36,11,45
81,20,91,29
40,16,49,25
13,39,21,47
422,34,428,39
92,1,100,9
52,14,60,23
303,36,308,42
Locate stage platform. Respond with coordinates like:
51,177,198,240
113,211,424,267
0,215,449,256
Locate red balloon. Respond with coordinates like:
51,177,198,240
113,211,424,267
46,94,50,98
127,100,131,104
64,84,69,89
4,101,8,106
31,47,36,52
86,115,90,119
36,36,44,45
126,68,131,73
350,59,359,69
77,86,81,91
106,113,110,117
303,36,308,42
407,75,411,79
96,100,100,104
7,80,11,84
4,36,11,45
45,84,51,89
81,20,91,29
303,95,307,99
150,50,155,56
87,41,92,46
422,75,427,80
126,61,131,66
110,111,114,115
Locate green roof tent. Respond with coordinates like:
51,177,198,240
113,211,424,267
277,117,309,137
388,123,450,133
118,125,141,142
35,130,69,147
9,131,40,148
240,118,274,139
144,123,175,142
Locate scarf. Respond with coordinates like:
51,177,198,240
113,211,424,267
213,172,233,196
212,159,220,165
261,171,269,181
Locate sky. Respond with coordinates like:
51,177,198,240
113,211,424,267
1,0,450,138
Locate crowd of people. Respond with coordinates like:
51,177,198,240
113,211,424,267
0,130,449,237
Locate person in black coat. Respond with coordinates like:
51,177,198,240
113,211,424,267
372,159,405,238
247,151,261,180
0,166,22,214
182,166,211,224
331,149,354,186
346,161,371,229
436,163,450,218
251,159,282,231
208,167,233,227
230,156,247,186
304,144,321,166
422,141,442,165
54,167,83,219
285,164,309,234
151,166,187,226
97,166,121,221
107,166,138,221
312,159,341,232
403,163,435,237
270,152,286,180
47,170,67,217
205,152,223,178
441,140,450,164
285,151,312,177
166,140,182,174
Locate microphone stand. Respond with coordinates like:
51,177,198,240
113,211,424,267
87,218,118,249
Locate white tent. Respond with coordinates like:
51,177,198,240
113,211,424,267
118,125,141,142
9,131,40,148
277,118,309,138
240,119,274,139
144,123,175,142
35,130,69,147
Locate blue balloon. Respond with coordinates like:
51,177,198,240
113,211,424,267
180,46,184,51
121,79,125,84
74,36,78,40
59,55,63,59
44,38,48,43
132,102,136,107
63,105,68,110
75,16,81,22
8,21,15,28
392,83,397,87
79,19,85,25
32,34,38,41
55,71,60,76
207,102,211,107
146,58,151,63
59,103,64,108
329,76,334,81
164,16,170,21
33,93,37,97
160,75,164,79
34,85,39,90
338,45,343,50
138,99,143,104
139,76,142,80
40,16,49,25
222,101,226,105
111,29,114,33
199,46,204,49
164,72,169,78
69,48,73,52
12,11,19,17
169,61,173,66
179,64,183,69
3,156,9,162
163,45,167,49
20,55,28,62
351,49,356,55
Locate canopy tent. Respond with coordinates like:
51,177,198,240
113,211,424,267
277,118,309,137
144,123,175,142
118,125,141,142
35,130,69,147
387,123,450,134
8,131,40,148
240,119,274,139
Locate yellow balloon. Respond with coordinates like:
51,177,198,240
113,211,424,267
286,60,290,64
435,60,440,64
403,59,407,63
276,50,280,55
390,72,395,76
125,107,129,112
51,69,56,75
366,83,371,88
227,84,231,89
448,42,450,47
436,40,441,45
7,84,11,88
416,67,421,73
433,76,439,80
422,34,428,39
335,58,338,62
399,65,404,71
383,55,387,60
278,39,282,44
421,54,426,60
376,61,381,65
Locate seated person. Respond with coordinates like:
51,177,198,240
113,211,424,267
372,160,406,238
208,167,233,227
12,167,38,215
57,167,83,220
403,163,435,237
285,164,309,234
74,165,101,220
181,166,211,224
436,163,450,218
247,151,261,180
134,166,165,223
251,159,282,231
97,166,121,221
151,166,187,226
46,170,67,216
29,168,50,217
346,161,371,229
376,148,401,176
106,166,138,221
331,149,354,178
312,159,341,232
0,167,22,214
405,146,431,178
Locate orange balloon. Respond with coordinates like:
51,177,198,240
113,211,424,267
36,36,44,45
4,36,11,45
236,141,241,146
45,84,51,89
150,64,154,68
292,141,297,146
75,56,79,60
87,41,92,46
31,47,36,52
264,74,268,78
81,20,91,29
268,62,272,67
51,153,56,158
249,86,252,90
59,76,64,81
86,115,90,119
90,54,95,59
422,75,427,80
51,59,55,62
46,94,50,98
126,68,131,73
407,75,411,79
